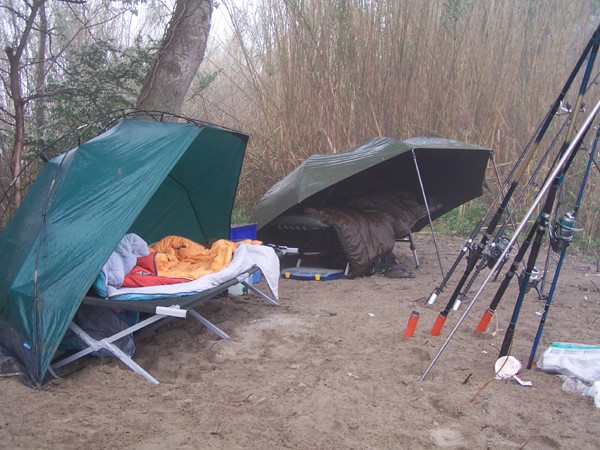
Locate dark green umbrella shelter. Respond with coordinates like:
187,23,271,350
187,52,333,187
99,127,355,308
251,136,491,233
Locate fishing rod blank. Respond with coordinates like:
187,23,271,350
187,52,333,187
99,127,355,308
420,96,600,381
426,221,483,305
538,179,566,299
488,117,570,285
426,108,551,307
526,128,598,369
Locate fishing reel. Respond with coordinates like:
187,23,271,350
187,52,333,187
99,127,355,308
517,266,542,295
486,235,511,269
549,211,581,253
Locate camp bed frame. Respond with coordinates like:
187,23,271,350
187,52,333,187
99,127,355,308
51,266,277,384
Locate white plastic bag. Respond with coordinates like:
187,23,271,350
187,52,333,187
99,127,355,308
558,376,600,408
537,342,600,383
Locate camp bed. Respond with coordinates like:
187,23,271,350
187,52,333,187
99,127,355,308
266,212,421,272
51,264,278,385
50,239,281,384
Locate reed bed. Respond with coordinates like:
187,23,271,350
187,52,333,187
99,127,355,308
190,0,600,251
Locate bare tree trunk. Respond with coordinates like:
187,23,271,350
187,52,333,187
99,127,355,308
34,4,48,145
136,0,213,114
6,47,25,208
5,0,43,208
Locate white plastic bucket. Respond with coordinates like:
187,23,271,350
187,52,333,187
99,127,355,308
495,355,522,379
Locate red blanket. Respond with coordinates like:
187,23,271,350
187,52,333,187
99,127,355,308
121,253,190,288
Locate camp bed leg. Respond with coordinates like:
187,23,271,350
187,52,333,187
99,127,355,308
55,322,160,384
186,309,231,340
242,281,279,305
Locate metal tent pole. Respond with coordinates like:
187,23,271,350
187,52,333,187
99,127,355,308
412,149,445,279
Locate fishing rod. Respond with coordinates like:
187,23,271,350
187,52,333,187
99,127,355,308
452,116,572,311
475,121,579,329
538,103,594,297
477,28,600,335
425,113,551,307
497,36,599,356
427,88,578,308
426,141,540,308
429,23,600,336
420,96,600,381
538,178,566,299
489,123,569,285
495,72,600,291
535,97,597,298
526,127,598,369
498,125,590,358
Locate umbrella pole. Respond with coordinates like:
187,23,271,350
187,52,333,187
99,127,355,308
527,127,597,369
407,228,420,268
420,97,600,381
428,23,600,336
411,149,445,279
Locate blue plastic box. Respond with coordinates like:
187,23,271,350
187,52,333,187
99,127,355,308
281,267,344,281
230,223,260,283
230,223,258,241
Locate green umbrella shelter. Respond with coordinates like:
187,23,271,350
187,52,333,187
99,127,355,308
0,118,248,386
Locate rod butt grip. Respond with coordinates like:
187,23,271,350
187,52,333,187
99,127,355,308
403,311,420,338
430,313,447,336
526,355,534,370
499,327,515,358
427,291,438,305
475,310,494,333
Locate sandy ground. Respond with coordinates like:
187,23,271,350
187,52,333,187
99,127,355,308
1,234,599,449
